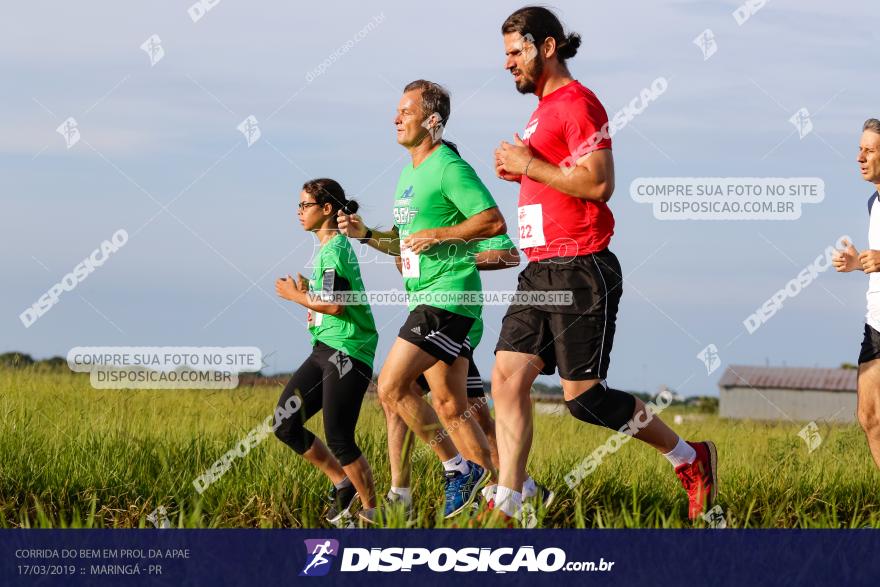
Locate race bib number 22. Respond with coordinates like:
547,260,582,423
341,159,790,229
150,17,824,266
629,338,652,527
518,204,546,248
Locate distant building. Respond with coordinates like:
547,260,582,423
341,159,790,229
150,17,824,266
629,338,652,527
718,365,857,423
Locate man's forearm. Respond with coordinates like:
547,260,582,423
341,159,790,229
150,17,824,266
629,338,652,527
431,208,506,242
363,228,401,256
526,157,612,202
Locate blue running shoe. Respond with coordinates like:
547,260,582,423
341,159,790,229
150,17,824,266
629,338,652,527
443,461,489,519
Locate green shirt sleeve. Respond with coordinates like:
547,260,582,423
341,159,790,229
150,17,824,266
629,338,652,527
440,158,497,218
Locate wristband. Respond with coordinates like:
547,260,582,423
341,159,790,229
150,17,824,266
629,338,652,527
524,157,535,177
359,228,373,243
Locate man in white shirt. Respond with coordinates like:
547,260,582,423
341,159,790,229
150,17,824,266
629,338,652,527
833,118,880,468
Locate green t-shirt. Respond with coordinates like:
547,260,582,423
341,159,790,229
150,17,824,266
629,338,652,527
393,144,499,319
467,317,484,350
466,233,516,350
308,234,378,369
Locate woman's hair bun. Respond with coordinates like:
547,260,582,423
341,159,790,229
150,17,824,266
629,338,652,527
342,199,359,214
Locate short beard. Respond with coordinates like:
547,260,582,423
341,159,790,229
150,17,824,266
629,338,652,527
515,54,544,94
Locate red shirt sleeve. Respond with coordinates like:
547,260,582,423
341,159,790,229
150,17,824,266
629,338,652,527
562,93,612,161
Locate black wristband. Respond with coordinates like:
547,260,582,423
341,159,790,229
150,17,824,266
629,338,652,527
359,228,373,243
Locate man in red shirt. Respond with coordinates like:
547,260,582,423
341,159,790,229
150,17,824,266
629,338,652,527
491,6,717,524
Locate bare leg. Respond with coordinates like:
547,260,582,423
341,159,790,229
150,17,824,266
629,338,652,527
303,443,376,509
858,359,880,468
302,439,346,485
469,396,499,471
342,455,376,509
492,351,543,493
631,398,679,452
383,394,416,488
423,356,495,476
378,338,458,462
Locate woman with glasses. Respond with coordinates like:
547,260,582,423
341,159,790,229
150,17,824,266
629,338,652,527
274,178,379,526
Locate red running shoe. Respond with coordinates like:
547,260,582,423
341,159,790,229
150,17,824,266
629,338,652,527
675,441,718,520
471,499,516,528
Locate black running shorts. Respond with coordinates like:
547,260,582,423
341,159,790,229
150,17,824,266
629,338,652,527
859,323,880,364
397,304,474,365
495,249,622,381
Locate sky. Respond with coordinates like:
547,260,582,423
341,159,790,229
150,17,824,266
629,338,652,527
3,0,880,396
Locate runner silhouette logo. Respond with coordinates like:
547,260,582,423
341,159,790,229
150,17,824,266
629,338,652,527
300,539,339,576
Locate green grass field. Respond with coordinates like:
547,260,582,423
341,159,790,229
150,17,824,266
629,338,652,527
2,367,879,529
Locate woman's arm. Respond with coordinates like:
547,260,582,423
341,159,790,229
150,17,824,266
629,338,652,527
275,273,344,316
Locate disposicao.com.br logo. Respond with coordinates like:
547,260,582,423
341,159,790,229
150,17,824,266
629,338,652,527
300,539,614,575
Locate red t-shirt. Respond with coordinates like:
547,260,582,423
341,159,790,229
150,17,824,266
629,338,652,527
518,80,614,261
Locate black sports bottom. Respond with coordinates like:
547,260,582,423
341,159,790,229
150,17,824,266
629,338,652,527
274,342,373,466
859,323,880,365
495,250,622,380
397,304,474,365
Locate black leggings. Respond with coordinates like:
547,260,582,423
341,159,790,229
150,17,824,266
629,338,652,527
274,342,372,466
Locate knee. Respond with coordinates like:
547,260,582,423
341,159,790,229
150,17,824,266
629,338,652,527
491,361,536,403
491,361,518,393
326,434,361,466
274,421,314,455
491,363,509,388
380,397,396,421
273,412,296,443
490,369,517,401
377,372,407,405
378,390,395,415
565,381,636,432
858,403,880,437
432,394,467,422
324,415,361,465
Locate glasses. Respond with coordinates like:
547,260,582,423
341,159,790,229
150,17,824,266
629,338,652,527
298,202,321,211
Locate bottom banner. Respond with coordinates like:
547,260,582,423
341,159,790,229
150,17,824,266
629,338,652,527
2,529,877,586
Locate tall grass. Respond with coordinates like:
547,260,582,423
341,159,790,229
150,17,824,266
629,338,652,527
2,368,878,528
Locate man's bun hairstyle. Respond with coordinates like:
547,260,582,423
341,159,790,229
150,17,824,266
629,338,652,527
502,6,581,63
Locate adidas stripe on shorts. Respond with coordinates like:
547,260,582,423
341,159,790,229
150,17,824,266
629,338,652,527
397,304,474,365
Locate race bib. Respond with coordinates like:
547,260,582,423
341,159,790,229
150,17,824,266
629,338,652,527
306,275,324,328
401,247,420,278
306,309,324,328
518,204,546,248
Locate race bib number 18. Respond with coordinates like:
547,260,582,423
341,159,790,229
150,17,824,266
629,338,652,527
306,309,324,327
401,248,420,278
518,204,546,248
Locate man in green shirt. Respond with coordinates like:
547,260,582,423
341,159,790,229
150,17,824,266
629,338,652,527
339,79,506,520
379,234,555,523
